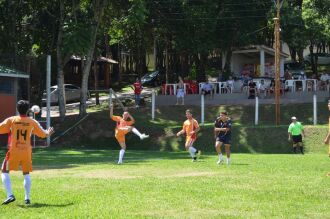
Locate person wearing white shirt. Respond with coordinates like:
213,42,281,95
201,82,214,98
226,76,234,93
257,80,267,98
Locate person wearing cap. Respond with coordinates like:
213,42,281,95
323,99,330,157
288,116,305,154
214,111,232,165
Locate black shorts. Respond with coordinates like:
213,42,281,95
292,135,302,144
216,135,231,144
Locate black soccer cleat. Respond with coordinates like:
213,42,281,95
2,195,16,205
25,199,31,205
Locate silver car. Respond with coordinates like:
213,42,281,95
42,84,85,104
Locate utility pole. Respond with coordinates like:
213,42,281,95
273,0,283,126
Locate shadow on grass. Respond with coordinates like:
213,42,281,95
17,202,74,208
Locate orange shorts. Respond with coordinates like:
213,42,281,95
185,136,196,147
115,128,130,143
1,151,32,173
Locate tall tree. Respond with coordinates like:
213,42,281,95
79,0,108,116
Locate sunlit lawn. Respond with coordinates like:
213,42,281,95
0,149,329,218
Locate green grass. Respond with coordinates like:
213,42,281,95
0,149,329,218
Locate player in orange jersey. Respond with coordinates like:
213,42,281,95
0,100,54,205
109,105,149,164
176,109,201,161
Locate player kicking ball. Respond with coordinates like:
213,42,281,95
214,112,232,165
109,105,149,164
0,100,54,205
176,109,201,162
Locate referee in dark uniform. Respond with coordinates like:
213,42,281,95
214,112,232,165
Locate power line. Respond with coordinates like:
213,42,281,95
152,0,273,6
154,15,268,21
157,9,272,15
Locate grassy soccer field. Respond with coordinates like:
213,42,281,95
0,149,329,218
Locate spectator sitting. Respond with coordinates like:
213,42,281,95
284,70,292,80
201,81,214,98
269,81,275,94
318,79,328,91
241,74,251,92
226,76,234,93
320,73,330,82
257,80,267,98
248,80,257,99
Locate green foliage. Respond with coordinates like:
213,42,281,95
107,0,148,46
281,2,309,54
62,23,94,57
189,63,197,80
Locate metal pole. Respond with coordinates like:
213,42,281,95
33,112,36,147
46,55,51,146
255,96,259,125
201,94,204,125
109,88,112,107
152,90,155,120
313,94,317,125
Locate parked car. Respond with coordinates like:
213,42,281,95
284,61,306,79
141,70,165,86
291,72,307,80
42,84,88,104
304,53,330,65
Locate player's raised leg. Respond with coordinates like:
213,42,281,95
131,127,149,140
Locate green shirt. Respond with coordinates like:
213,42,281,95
288,122,303,136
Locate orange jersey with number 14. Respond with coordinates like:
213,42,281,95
0,116,48,172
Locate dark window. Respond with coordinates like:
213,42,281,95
65,85,79,90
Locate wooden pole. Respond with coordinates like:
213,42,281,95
274,0,281,125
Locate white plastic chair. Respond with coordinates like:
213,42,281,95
285,80,295,92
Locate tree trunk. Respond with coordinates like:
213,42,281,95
93,56,100,105
309,42,318,75
289,47,297,62
223,49,232,79
56,0,66,121
79,0,106,116
297,49,304,64
79,24,97,116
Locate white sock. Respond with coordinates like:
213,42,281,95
132,128,142,138
218,153,223,161
227,157,231,165
188,147,197,158
1,173,13,198
24,174,31,200
119,149,125,162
